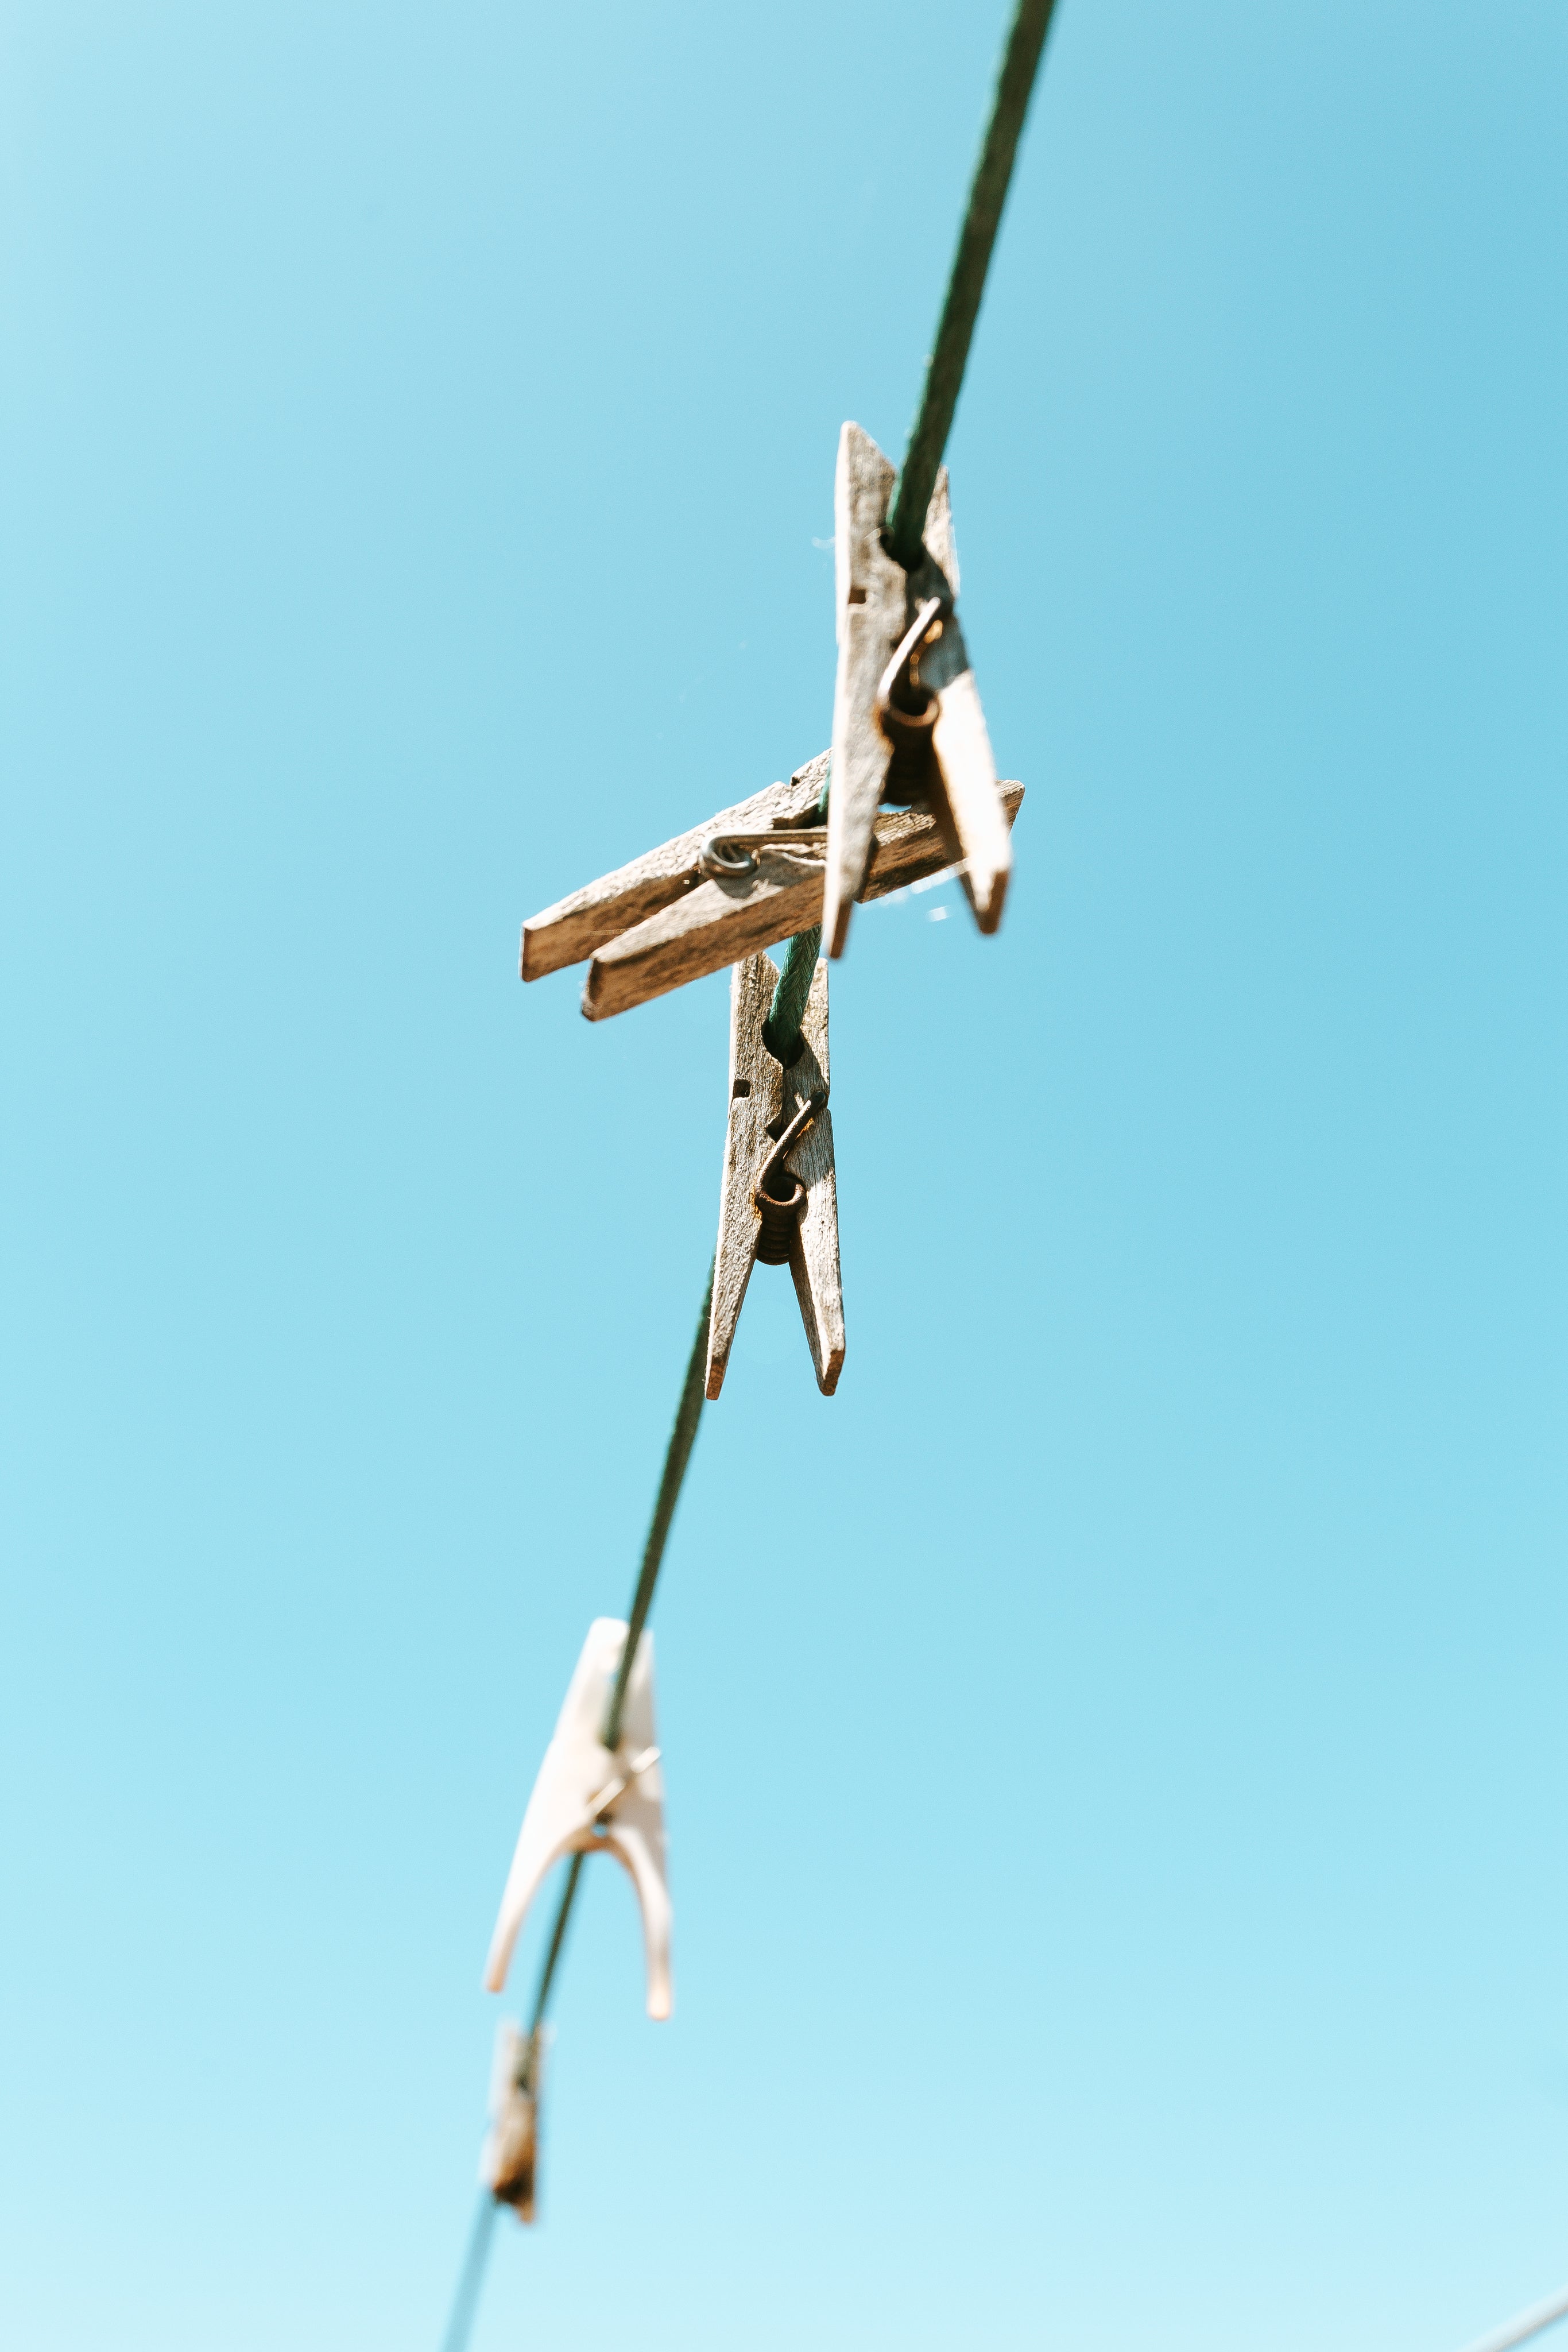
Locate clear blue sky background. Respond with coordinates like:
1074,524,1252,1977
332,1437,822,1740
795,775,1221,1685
2,2,1567,2347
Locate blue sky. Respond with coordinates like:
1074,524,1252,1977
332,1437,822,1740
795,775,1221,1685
3,2,1567,2347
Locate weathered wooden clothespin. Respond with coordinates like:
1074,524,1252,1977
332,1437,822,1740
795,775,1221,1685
519,747,1023,1022
482,2019,546,2222
484,1618,671,2020
823,421,1014,957
706,948,843,1398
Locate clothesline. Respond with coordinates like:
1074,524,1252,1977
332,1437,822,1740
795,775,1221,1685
438,4,1060,2343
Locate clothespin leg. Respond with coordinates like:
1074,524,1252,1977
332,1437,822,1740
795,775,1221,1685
899,466,1012,934
706,953,845,1398
707,954,777,1396
600,1816,673,2020
824,424,902,958
781,958,843,1393
929,672,1012,933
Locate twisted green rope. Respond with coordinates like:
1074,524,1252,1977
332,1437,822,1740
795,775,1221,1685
520,1263,714,2035
886,0,1060,568
440,6,1055,2337
761,926,822,1067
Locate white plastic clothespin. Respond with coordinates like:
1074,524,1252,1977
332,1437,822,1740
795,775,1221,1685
482,2018,547,2222
706,947,843,1398
484,1617,671,2020
823,421,1014,958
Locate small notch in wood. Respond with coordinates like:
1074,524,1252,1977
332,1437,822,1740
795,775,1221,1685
731,1078,751,1100
847,586,867,605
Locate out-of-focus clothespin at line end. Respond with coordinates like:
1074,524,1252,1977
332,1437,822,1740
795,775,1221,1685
482,2018,547,2225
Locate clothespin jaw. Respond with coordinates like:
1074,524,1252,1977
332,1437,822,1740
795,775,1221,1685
483,1618,672,2021
823,421,1013,958
706,950,843,1399
482,2019,545,2223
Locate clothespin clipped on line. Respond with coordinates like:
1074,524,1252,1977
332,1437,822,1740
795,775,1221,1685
824,423,1013,958
485,1617,671,2020
707,947,842,1398
520,751,1024,1023
482,2019,547,2223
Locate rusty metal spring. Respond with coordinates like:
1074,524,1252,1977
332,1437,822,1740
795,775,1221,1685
755,1172,807,1264
876,596,945,805
753,1090,826,1264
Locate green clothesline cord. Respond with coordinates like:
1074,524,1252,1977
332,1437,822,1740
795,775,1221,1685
437,1276,715,2352
885,0,1060,568
601,1262,714,1755
517,0,1056,2035
761,924,822,1066
442,5,1056,2339
522,1262,714,2036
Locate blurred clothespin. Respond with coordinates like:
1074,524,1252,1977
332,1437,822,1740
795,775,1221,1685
519,748,1023,1021
482,2019,547,2223
823,421,1014,957
484,1618,671,2020
706,948,843,1398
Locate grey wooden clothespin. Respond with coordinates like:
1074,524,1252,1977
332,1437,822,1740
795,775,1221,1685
823,421,1014,958
707,948,843,1398
519,748,1023,1022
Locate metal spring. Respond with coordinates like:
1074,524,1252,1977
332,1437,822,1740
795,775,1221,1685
755,1174,807,1264
752,1089,827,1264
875,595,944,804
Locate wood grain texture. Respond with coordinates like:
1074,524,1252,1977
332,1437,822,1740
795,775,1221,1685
579,784,1023,1022
923,465,959,594
931,670,1011,932
824,423,903,958
706,954,774,1400
783,957,843,1394
903,498,1012,933
706,953,843,1401
521,753,829,981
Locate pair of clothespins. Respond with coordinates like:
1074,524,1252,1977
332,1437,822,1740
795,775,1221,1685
481,1616,669,2223
520,435,1019,1016
517,428,1022,1394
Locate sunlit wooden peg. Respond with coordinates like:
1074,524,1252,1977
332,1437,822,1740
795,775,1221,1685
823,421,1013,957
483,1617,671,2021
580,784,1023,1022
706,950,843,1399
482,2019,545,2222
522,756,829,982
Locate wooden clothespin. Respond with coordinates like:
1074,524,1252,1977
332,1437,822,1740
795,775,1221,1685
484,1618,671,2020
482,2020,545,2223
706,949,843,1398
522,757,828,984
520,748,1024,1022
823,421,1014,957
